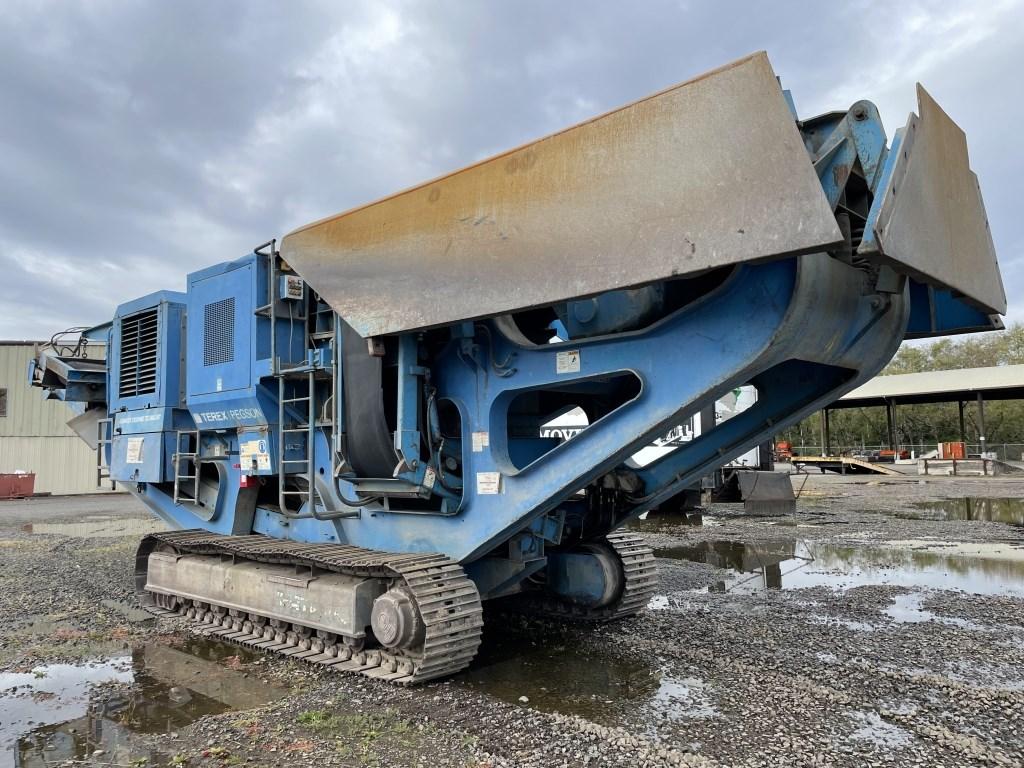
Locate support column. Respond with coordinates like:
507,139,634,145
819,409,831,457
958,401,966,443
977,393,987,457
885,400,896,451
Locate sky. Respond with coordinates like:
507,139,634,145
2,0,1022,340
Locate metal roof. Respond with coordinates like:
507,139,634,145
834,364,1024,408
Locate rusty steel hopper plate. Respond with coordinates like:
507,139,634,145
866,85,1005,315
281,52,842,337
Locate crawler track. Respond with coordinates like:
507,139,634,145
517,531,658,620
135,530,482,684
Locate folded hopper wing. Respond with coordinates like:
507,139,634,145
864,85,1006,316
281,52,842,337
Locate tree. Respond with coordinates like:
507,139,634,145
777,324,1024,454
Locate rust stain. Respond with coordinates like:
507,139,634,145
832,163,850,188
280,50,841,336
283,51,768,240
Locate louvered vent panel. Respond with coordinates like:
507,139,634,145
204,297,235,366
118,308,159,398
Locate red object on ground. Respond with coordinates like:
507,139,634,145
0,473,36,499
939,441,966,459
775,441,792,459
877,449,909,462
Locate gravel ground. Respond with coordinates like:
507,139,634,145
2,475,1023,768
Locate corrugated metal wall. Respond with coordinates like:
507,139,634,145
0,343,115,495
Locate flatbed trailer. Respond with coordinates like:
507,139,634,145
791,456,904,476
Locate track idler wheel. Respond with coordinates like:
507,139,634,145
371,588,424,651
518,532,657,621
546,542,624,609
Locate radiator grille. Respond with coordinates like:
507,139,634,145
118,309,159,398
204,297,235,366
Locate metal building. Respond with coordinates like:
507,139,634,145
0,341,111,495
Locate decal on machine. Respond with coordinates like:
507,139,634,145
556,349,581,374
476,471,502,495
193,408,263,425
118,412,162,426
125,437,145,464
240,438,271,472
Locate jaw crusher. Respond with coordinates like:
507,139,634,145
32,53,1005,683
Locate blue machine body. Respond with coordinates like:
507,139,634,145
34,66,1004,605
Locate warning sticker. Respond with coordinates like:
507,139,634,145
423,466,437,490
476,471,502,495
240,439,271,472
125,437,144,464
556,349,581,374
471,431,489,452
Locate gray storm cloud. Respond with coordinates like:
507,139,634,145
1,0,1021,338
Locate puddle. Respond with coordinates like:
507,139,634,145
808,615,877,632
20,517,164,538
2,639,281,767
848,710,913,749
906,498,1024,526
654,539,1024,596
885,593,985,630
460,622,713,725
627,511,718,531
649,676,717,721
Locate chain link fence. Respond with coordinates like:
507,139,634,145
788,443,1024,462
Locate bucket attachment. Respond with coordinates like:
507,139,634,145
281,52,842,337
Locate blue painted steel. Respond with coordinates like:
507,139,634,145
559,285,664,338
186,255,304,417
859,129,904,255
106,294,190,487
393,334,426,487
810,102,888,206
109,292,186,414
34,94,1002,605
847,101,889,191
233,251,906,562
905,280,1003,338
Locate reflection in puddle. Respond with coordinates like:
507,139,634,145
655,540,1024,596
2,639,280,766
628,511,715,531
20,517,164,538
885,593,985,630
656,540,800,591
650,676,717,721
460,627,656,721
906,498,1024,526
460,622,713,725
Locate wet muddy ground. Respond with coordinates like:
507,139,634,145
1,477,1023,767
